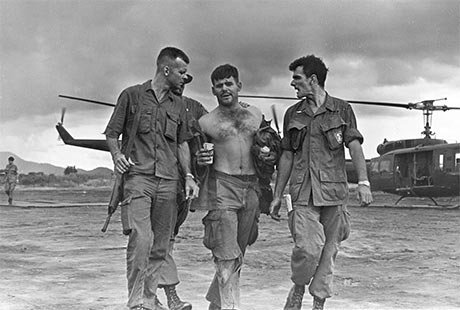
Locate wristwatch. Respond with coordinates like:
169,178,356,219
358,180,370,187
185,173,195,180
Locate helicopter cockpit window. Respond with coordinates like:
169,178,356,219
370,161,379,173
379,159,391,173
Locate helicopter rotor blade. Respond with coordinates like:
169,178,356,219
346,100,411,109
240,94,460,111
438,106,460,111
60,107,66,124
57,107,67,141
58,94,115,107
240,94,299,101
240,94,408,108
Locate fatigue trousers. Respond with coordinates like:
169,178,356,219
123,174,177,309
4,181,16,203
158,237,180,287
288,203,350,299
158,180,188,287
203,172,259,310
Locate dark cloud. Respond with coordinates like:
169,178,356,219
1,0,459,124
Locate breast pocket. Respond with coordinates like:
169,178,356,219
138,106,153,134
164,111,179,141
287,122,308,152
320,116,346,150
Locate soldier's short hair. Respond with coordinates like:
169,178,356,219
211,64,239,84
8,156,14,161
157,47,190,66
289,55,328,88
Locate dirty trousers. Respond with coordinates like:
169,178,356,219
123,174,177,309
203,172,259,310
288,203,350,299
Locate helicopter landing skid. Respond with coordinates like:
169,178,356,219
394,194,439,206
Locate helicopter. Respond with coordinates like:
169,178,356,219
56,94,460,204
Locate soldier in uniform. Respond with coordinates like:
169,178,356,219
2,156,18,205
270,55,373,310
104,47,199,310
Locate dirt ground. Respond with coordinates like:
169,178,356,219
1,188,459,310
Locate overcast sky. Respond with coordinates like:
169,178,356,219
1,0,459,170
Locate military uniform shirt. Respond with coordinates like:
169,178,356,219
4,163,18,183
281,94,363,206
105,80,191,180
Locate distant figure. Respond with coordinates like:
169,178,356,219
270,55,373,310
2,156,18,205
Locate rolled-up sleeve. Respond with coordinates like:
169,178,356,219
104,91,129,138
343,104,363,147
280,108,294,151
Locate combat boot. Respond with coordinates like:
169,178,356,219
284,284,305,310
163,285,192,310
312,296,325,310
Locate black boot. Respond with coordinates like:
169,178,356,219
163,285,192,310
312,296,325,310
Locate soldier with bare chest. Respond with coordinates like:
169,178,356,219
196,64,263,310
200,100,261,175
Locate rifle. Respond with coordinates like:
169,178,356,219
100,85,143,233
101,173,124,232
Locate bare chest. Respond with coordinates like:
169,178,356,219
208,113,259,141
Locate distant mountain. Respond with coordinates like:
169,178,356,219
78,166,113,176
0,152,112,176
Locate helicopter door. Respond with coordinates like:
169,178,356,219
375,155,394,192
413,151,433,186
394,153,412,189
